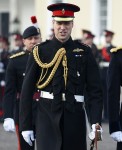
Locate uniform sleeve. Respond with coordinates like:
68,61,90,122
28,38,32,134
3,59,17,119
19,53,40,131
107,54,121,134
85,48,103,125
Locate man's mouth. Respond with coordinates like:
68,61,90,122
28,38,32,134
60,32,66,36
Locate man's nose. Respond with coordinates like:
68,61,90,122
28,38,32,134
31,38,36,43
60,24,66,29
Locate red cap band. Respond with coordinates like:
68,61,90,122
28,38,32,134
53,10,74,17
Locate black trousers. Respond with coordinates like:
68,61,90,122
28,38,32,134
100,67,108,120
117,142,122,150
36,98,87,150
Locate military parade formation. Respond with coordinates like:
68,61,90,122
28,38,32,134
0,2,122,150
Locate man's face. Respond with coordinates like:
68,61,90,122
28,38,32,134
105,35,113,43
1,42,9,50
23,35,41,51
84,38,93,46
53,20,73,43
15,39,23,47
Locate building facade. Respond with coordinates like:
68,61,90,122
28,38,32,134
0,0,122,46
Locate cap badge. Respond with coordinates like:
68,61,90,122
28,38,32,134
62,9,65,14
37,28,40,33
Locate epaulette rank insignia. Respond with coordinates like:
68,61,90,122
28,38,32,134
110,47,122,53
10,51,26,58
73,48,84,52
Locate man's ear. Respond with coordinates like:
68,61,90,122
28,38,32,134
22,39,25,45
52,19,55,25
72,21,74,27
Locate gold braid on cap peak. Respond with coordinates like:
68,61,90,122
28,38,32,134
33,46,68,89
110,47,122,53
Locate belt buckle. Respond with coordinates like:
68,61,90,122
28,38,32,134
62,93,66,101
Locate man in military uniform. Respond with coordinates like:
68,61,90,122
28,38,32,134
81,29,92,43
107,47,122,150
3,26,41,150
74,29,91,44
100,29,116,121
10,33,24,55
19,3,103,150
83,32,101,64
0,37,10,122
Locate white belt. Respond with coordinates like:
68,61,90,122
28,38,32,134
40,91,84,102
99,62,109,67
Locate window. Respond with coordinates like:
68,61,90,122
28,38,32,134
52,0,62,3
0,13,9,37
99,0,107,35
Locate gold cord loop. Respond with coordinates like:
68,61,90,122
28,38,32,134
33,46,68,89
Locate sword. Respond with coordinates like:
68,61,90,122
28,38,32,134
90,123,102,150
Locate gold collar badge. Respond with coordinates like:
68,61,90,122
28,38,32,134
62,9,65,14
37,28,40,33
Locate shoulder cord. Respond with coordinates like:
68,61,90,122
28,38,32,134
33,46,68,89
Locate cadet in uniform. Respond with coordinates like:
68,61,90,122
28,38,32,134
10,33,24,55
107,47,122,150
83,32,101,64
3,26,41,150
100,29,116,121
19,3,103,150
0,37,10,122
81,29,92,43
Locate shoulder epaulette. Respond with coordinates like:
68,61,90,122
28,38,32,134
32,43,41,50
81,42,90,48
73,39,81,43
32,41,49,50
10,51,26,58
33,43,41,47
110,47,122,53
73,40,90,50
41,40,50,45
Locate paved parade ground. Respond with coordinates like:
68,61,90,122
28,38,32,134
0,123,116,150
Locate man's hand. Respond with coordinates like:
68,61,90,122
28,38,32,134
89,124,103,140
22,130,35,146
3,118,15,132
110,131,122,142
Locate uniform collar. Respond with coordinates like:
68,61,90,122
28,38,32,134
105,43,112,47
52,36,74,50
24,49,31,55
